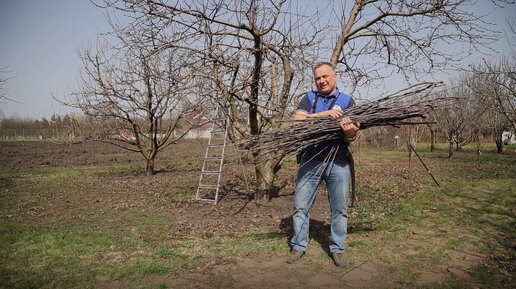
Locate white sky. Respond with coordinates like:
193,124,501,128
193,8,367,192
0,0,514,120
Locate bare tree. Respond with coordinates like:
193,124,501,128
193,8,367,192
98,0,320,201
486,109,509,153
469,56,516,133
326,0,506,91
468,56,515,152
97,0,509,200
198,7,315,201
67,35,199,175
325,0,509,157
433,79,483,157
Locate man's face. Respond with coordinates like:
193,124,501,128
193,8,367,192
314,65,337,96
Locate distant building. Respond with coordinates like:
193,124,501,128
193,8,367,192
502,131,516,145
184,127,211,139
182,111,212,139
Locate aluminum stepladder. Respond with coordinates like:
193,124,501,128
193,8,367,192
195,106,229,204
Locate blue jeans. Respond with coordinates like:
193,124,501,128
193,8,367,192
290,149,350,253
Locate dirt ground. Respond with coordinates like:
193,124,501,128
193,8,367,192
0,140,502,288
0,139,206,171
0,139,418,239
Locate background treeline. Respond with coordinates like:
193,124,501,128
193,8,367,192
0,114,196,141
0,114,77,140
1,113,512,154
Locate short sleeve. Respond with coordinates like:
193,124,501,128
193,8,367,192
297,94,311,113
347,97,355,108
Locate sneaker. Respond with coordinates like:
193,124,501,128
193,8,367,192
332,252,347,267
286,250,305,264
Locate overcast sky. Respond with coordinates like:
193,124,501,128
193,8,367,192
0,0,514,120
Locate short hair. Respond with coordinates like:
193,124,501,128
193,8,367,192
313,62,336,74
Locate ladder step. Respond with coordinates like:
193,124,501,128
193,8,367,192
196,198,217,204
211,130,226,134
201,170,221,174
204,157,222,160
207,144,224,148
198,184,218,189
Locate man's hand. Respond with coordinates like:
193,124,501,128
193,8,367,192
340,117,360,141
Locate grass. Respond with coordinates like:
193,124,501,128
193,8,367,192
412,142,516,153
343,148,514,287
355,177,515,288
0,222,113,288
0,209,286,288
0,147,514,288
0,215,196,287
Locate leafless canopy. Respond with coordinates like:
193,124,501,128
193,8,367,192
0,67,15,103
94,0,327,198
324,0,504,91
432,79,481,156
95,0,322,133
469,56,516,132
67,31,200,174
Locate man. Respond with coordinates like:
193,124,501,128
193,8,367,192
287,62,359,267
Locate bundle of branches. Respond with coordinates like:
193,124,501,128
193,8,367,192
240,82,454,159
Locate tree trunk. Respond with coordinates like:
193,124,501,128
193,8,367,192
253,155,282,203
429,125,436,152
146,157,155,176
448,141,454,158
494,129,504,153
496,140,503,153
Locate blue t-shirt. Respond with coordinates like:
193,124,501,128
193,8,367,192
296,88,355,159
297,89,354,114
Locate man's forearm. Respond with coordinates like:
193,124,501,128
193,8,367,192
293,109,344,121
293,110,309,121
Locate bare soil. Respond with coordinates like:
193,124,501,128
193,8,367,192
0,140,502,289
0,139,207,171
